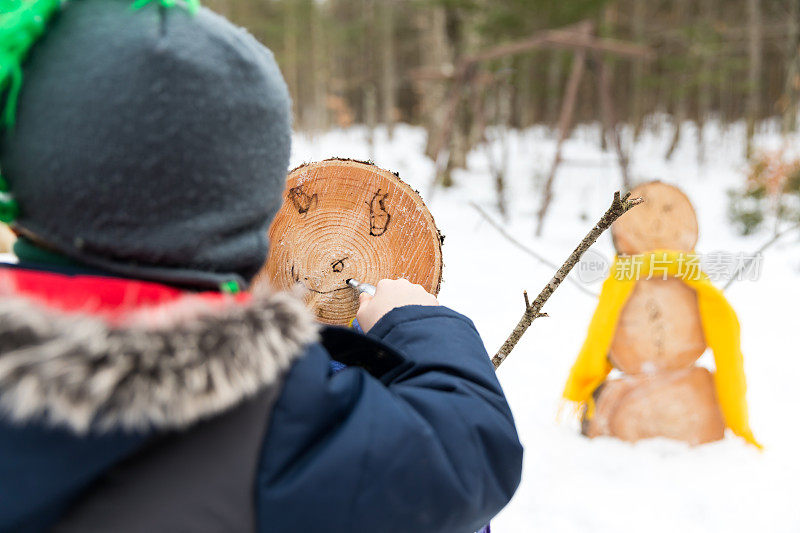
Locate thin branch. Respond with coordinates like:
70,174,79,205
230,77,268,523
409,20,653,81
722,221,800,291
492,191,643,369
470,201,598,297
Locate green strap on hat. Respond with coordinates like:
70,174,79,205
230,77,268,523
0,0,199,224
0,174,17,222
0,0,61,129
0,0,61,223
132,0,200,14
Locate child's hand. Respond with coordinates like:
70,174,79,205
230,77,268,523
356,278,439,332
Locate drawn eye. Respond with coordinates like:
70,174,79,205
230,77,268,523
331,257,347,273
287,185,318,214
367,189,391,236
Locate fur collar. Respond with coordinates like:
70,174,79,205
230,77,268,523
0,287,318,434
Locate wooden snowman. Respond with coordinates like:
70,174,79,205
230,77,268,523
566,181,758,446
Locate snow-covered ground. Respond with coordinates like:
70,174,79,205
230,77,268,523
292,119,800,532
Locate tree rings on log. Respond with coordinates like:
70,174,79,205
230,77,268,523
253,159,443,325
612,181,698,255
582,367,725,445
609,278,707,374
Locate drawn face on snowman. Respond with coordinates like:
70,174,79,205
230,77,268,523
254,160,442,325
612,181,698,255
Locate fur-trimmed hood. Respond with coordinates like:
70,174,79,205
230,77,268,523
0,267,319,434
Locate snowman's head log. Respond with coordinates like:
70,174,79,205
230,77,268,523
612,181,699,255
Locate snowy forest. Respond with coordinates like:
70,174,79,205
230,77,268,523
207,0,800,148
201,0,800,233
196,1,798,532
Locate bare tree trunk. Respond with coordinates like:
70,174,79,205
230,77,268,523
536,43,588,237
746,0,762,158
421,7,451,160
597,4,615,152
310,0,328,132
516,55,535,128
717,35,729,127
596,57,631,189
666,0,689,160
365,84,378,159
697,0,715,165
425,70,471,196
783,0,800,134
488,73,513,218
546,50,565,126
283,0,299,126
446,7,469,174
631,0,647,139
362,0,378,152
380,0,397,139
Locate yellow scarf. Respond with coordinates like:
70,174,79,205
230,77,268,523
562,250,760,448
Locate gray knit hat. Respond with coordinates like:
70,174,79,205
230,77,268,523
0,0,292,290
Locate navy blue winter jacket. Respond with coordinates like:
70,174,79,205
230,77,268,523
0,265,523,532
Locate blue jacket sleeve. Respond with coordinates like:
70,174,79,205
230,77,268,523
256,305,523,533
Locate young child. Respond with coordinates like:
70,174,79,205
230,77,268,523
0,1,522,531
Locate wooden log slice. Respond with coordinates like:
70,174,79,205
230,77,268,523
612,181,699,254
582,366,725,445
609,278,707,374
253,159,443,325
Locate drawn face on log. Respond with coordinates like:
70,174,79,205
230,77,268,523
609,278,706,373
612,181,698,254
253,159,443,325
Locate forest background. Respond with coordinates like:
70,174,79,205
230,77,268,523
206,0,798,166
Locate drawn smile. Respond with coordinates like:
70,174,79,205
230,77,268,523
291,258,352,295
304,284,351,295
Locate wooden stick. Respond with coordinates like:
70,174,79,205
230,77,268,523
469,202,598,297
492,191,643,369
